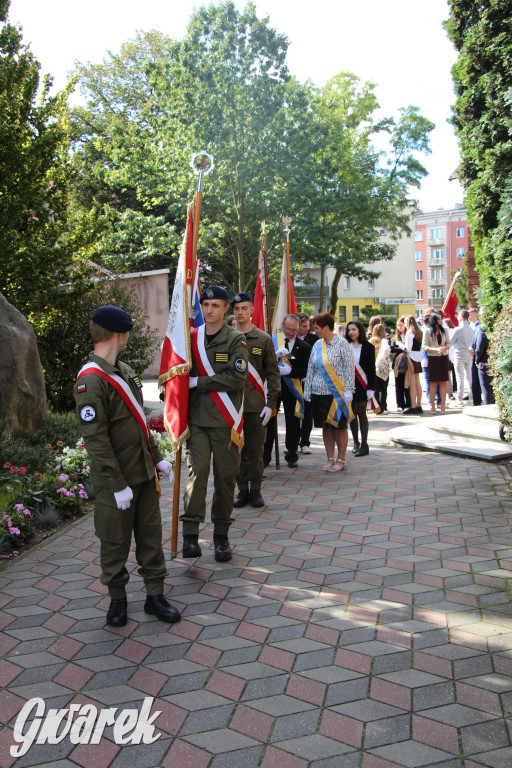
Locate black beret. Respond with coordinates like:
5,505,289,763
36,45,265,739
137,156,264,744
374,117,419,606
91,305,134,332
200,285,229,303
231,291,253,307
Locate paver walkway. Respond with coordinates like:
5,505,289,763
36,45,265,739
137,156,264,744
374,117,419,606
1,396,512,768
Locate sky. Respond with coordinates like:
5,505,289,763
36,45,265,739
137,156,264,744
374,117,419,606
8,0,464,213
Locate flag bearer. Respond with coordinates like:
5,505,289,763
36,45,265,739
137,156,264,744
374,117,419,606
182,286,248,562
231,292,281,508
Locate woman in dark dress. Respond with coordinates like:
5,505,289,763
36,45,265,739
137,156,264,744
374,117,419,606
422,313,450,413
345,321,376,457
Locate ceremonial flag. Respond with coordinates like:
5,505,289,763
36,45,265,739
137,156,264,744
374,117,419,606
191,260,204,328
158,202,195,448
442,278,459,327
252,252,265,331
271,249,298,333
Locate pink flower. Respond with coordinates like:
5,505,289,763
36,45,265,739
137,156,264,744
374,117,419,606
14,504,24,511
35,472,42,479
9,527,20,535
3,462,11,469
19,467,26,475
58,474,69,482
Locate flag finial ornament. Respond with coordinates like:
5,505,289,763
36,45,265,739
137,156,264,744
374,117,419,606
190,151,214,176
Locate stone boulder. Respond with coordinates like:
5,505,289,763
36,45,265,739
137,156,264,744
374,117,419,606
0,293,46,437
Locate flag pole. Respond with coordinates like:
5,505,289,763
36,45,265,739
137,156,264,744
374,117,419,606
261,221,280,470
441,270,462,315
170,151,213,557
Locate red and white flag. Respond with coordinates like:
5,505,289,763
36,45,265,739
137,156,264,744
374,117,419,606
158,202,195,448
271,249,298,333
252,251,266,331
442,281,459,327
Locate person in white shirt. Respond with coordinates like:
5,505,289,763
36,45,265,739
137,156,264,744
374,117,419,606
403,315,424,414
369,323,391,414
449,309,474,405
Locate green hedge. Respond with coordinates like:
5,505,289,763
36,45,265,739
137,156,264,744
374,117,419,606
489,300,512,440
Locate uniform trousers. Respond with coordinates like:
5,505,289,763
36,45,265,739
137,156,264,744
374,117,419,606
282,390,301,463
299,400,313,448
237,411,266,492
182,424,240,536
94,478,166,600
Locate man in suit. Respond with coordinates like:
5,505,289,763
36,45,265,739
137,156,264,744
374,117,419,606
473,309,495,405
263,314,312,468
297,312,317,454
469,307,482,406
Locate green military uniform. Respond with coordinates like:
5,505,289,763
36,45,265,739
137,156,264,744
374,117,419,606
237,326,281,493
74,353,167,599
182,325,248,536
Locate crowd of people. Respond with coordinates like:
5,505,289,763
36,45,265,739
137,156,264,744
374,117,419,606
74,294,495,628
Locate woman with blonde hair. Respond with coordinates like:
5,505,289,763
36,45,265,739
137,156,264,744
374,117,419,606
403,315,423,414
369,323,391,415
367,315,382,340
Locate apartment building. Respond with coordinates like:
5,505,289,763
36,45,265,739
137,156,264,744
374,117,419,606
414,205,471,314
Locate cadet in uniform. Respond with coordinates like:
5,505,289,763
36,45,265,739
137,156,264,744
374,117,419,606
74,305,180,627
231,291,281,508
181,286,248,562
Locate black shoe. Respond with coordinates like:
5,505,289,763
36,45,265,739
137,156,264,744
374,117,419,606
213,535,232,562
106,598,127,627
403,407,415,415
144,594,181,624
286,460,298,468
250,489,265,508
415,406,423,414
233,489,250,508
182,534,202,558
352,442,360,454
354,444,369,457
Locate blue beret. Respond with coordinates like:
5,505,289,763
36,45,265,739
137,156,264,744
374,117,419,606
200,285,229,303
92,305,134,332
231,291,253,307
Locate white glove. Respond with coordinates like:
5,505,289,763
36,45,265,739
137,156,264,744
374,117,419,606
275,348,288,359
156,460,174,484
114,486,133,510
260,406,272,426
280,364,292,376
345,391,353,404
367,390,374,400
189,376,198,389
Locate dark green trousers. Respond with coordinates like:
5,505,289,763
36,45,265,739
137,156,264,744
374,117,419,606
182,424,240,536
236,411,266,492
94,478,166,599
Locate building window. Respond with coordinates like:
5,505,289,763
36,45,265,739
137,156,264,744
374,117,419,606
416,289,423,301
368,278,375,290
456,226,465,238
432,288,444,299
380,227,387,236
338,306,346,323
431,267,443,281
343,276,350,290
352,306,359,320
415,231,423,241
430,228,443,240
415,250,423,261
415,270,423,281
432,248,444,261
456,247,465,259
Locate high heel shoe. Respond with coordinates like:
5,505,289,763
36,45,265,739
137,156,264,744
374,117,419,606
351,442,360,454
354,444,369,457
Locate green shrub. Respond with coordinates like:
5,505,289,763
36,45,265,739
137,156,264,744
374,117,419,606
489,300,512,440
33,504,62,529
0,413,81,474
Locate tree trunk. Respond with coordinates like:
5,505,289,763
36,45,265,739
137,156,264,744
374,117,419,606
328,269,342,317
319,265,325,311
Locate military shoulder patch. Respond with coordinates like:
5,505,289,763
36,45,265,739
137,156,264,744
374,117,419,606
251,347,262,355
77,383,87,393
80,405,96,423
235,358,247,372
241,340,247,347
215,353,229,362
132,375,142,389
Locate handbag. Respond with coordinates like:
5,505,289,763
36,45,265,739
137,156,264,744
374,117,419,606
398,351,409,373
376,354,390,380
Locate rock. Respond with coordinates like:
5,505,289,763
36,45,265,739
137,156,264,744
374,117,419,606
0,293,46,437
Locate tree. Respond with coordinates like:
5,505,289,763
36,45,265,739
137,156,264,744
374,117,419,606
446,0,512,327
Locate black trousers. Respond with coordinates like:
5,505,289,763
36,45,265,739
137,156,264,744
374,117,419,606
299,400,313,448
472,360,482,405
395,371,411,409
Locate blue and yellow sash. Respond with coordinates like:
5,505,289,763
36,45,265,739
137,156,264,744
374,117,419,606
273,332,304,419
316,340,354,426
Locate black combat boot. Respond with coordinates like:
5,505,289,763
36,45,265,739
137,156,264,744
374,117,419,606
249,489,265,508
144,594,181,624
106,597,128,627
233,489,250,508
213,535,232,562
182,534,202,558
